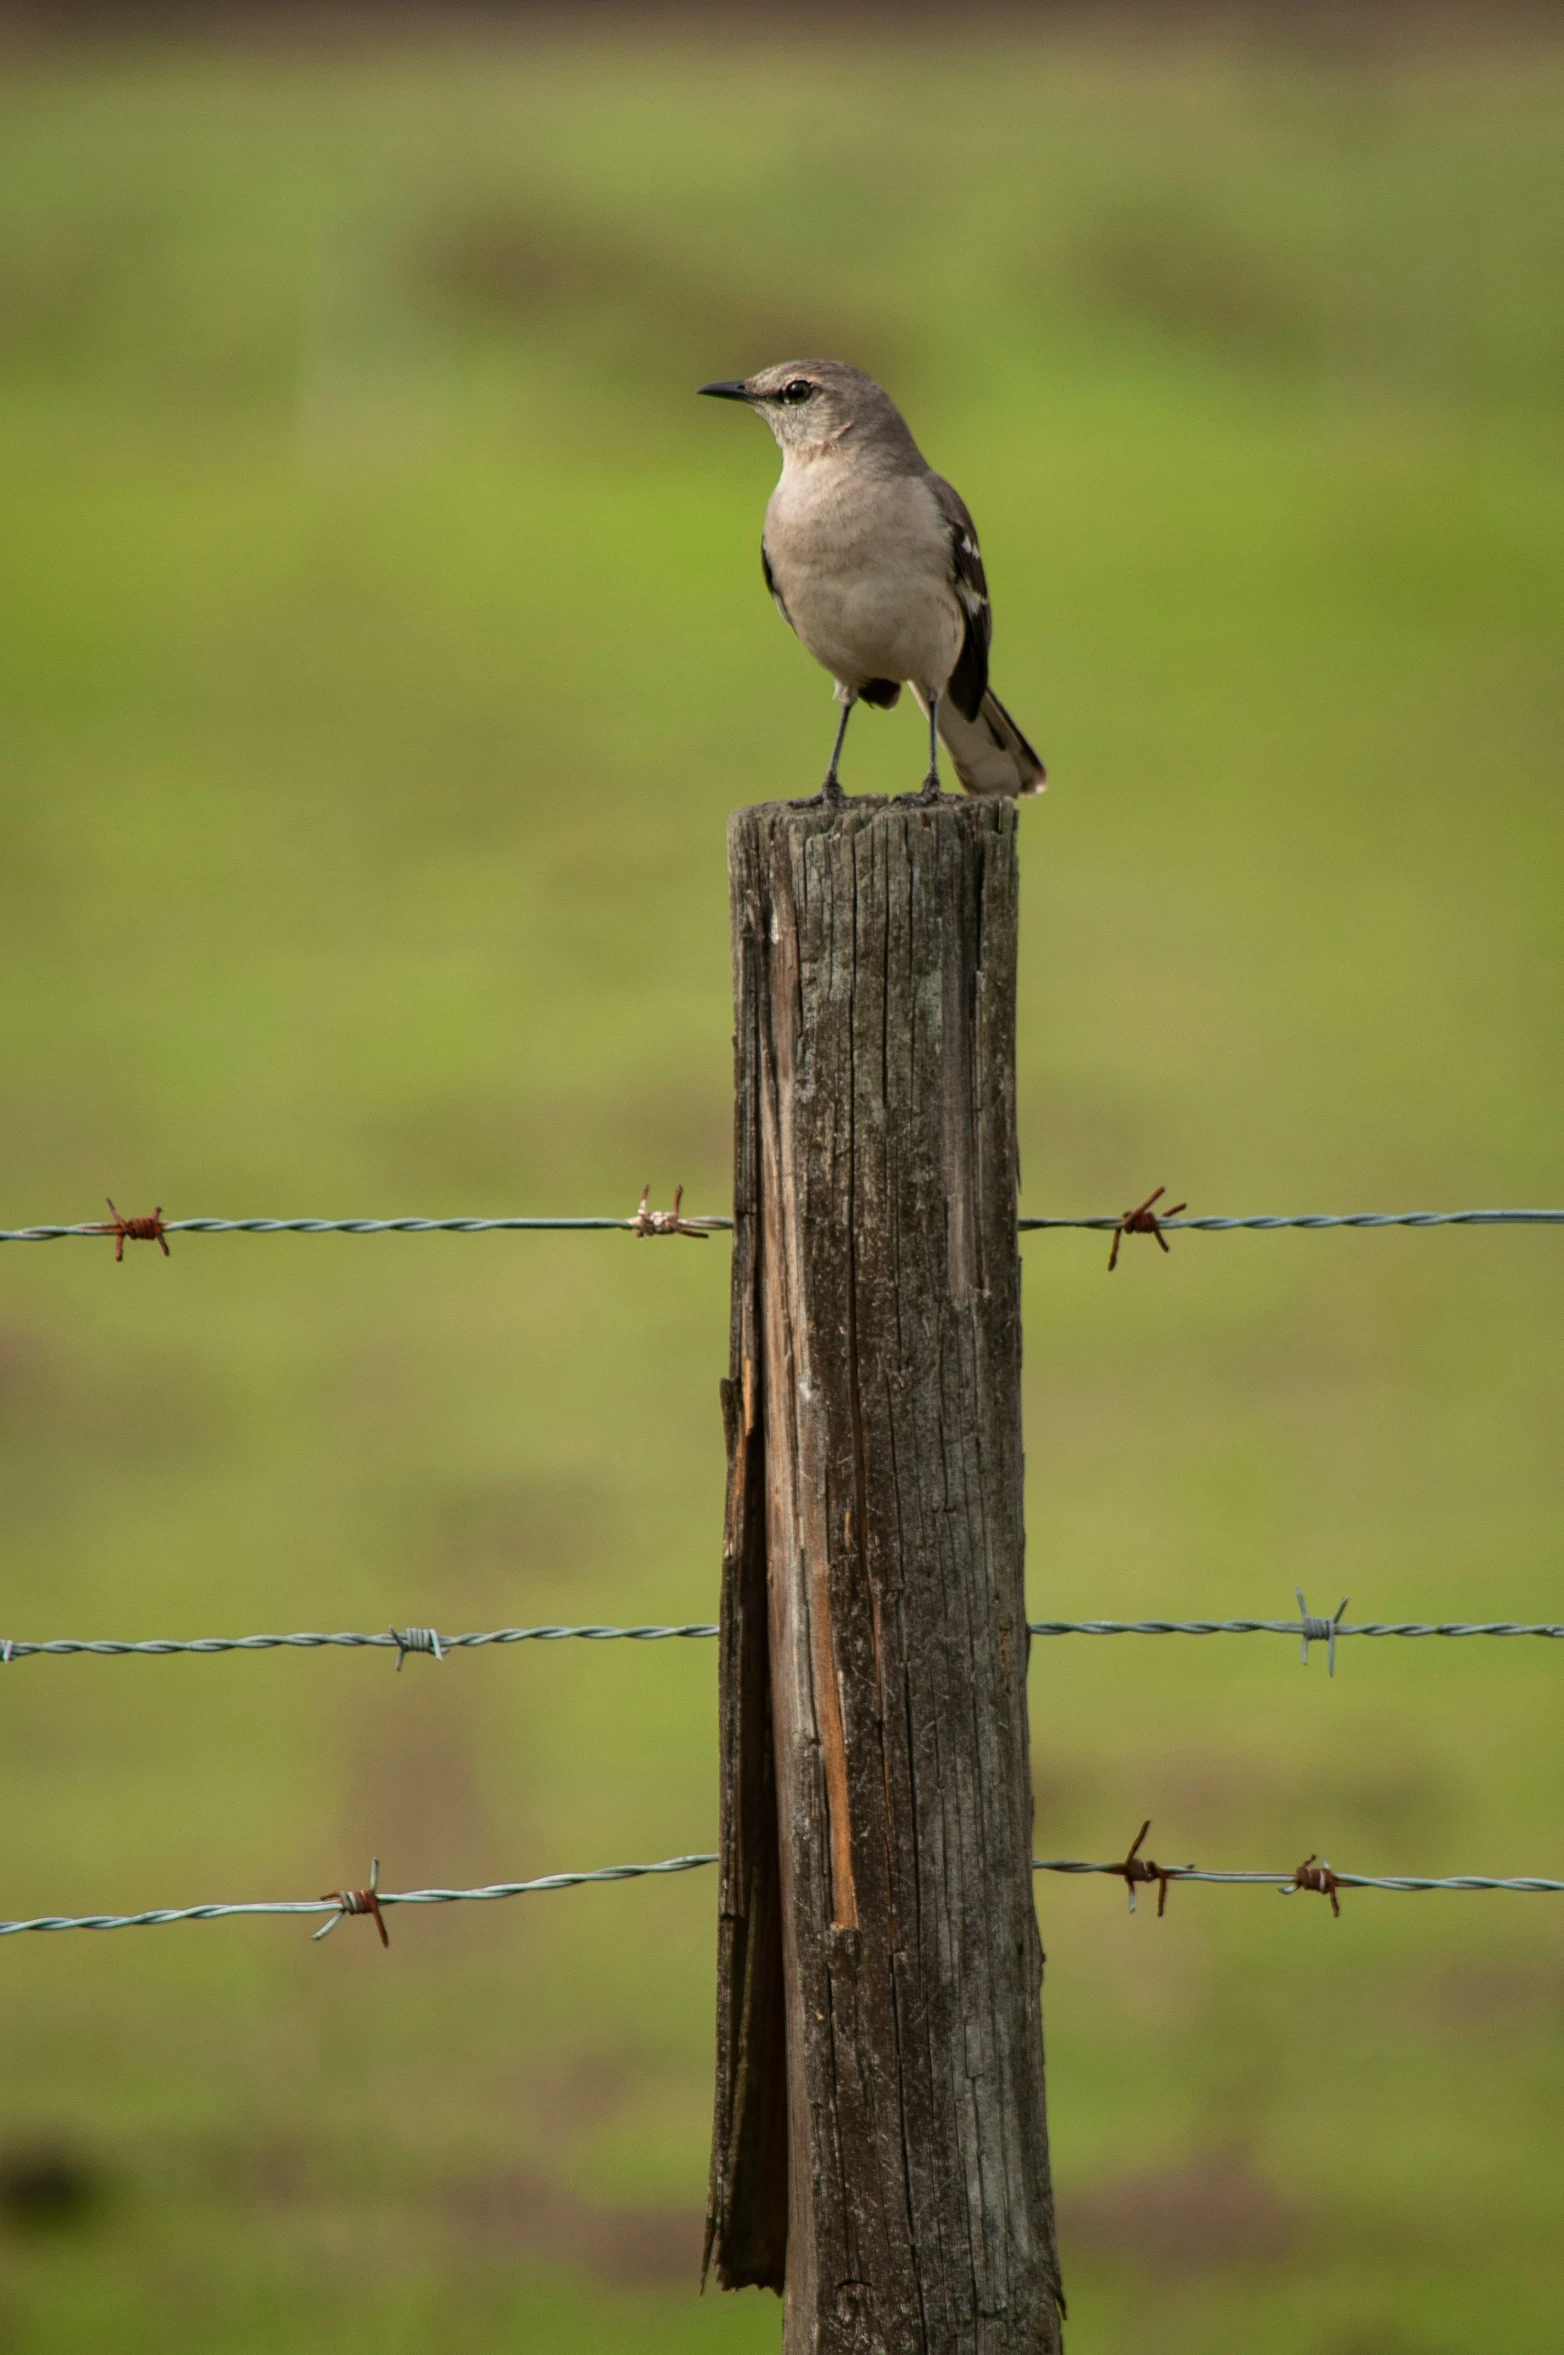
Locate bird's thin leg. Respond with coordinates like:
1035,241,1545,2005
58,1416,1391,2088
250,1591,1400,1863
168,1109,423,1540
791,693,855,809
915,688,944,802
825,693,855,794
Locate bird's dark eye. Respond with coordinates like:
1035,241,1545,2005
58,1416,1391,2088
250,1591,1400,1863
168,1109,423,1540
779,379,814,404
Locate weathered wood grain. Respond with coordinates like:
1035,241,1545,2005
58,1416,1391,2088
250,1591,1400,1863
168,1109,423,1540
707,797,1062,2353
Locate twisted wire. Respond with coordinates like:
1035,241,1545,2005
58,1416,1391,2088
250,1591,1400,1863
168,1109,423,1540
4,1208,1562,1245
7,1616,1562,1664
0,1624,722,1660
0,1854,721,1936
0,1216,701,1241
1018,1210,1564,1232
5,1851,1561,1936
1032,1861,1564,1893
1026,1618,1564,1641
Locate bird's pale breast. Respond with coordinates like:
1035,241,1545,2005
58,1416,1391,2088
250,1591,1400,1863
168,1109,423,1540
764,461,963,697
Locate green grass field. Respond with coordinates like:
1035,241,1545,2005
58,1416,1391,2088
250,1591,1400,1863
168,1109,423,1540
0,20,1561,2351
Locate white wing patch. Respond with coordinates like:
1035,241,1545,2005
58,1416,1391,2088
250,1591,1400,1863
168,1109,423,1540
930,474,992,720
954,536,988,621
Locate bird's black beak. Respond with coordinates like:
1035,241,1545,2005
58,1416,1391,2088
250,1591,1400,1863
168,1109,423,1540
697,380,753,402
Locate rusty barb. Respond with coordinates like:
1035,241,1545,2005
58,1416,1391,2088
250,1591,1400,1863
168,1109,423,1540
631,1184,711,1240
315,1858,389,1947
1110,1820,1179,1916
1287,1856,1342,1917
95,1200,169,1262
1107,1186,1187,1272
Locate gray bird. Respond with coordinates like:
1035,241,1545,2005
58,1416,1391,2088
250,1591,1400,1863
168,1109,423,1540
699,359,1045,804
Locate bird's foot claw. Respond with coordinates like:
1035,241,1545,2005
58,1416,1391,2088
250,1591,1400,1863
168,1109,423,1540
895,774,948,807
790,777,848,811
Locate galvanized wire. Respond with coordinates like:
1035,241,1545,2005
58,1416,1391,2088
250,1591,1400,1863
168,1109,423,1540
4,1208,1563,1245
0,1215,707,1242
7,1614,1561,1667
0,1853,722,1936
1018,1210,1564,1232
1032,1861,1564,1894
0,1624,722,1662
4,1851,1561,1937
1027,1617,1564,1641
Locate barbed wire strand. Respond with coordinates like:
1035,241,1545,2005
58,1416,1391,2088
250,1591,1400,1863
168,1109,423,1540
0,1854,722,1937
5,1851,1562,1938
3,1208,1563,1246
0,1624,723,1662
1028,1614,1564,1645
1018,1210,1564,1232
0,1215,715,1243
6,1612,1562,1667
1031,1861,1564,1895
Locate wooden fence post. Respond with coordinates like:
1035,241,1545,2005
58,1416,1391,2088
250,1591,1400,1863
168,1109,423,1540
706,797,1063,2354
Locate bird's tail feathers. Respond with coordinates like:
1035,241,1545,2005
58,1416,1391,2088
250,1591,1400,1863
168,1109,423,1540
915,686,1046,798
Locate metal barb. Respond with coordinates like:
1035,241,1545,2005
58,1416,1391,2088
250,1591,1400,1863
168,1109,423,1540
98,1199,169,1262
1286,1855,1342,1917
1110,1820,1175,1916
631,1184,711,1240
315,1858,388,1946
1107,1187,1188,1272
391,1626,444,1670
1296,1590,1350,1675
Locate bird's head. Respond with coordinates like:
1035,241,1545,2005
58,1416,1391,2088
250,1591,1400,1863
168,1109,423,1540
698,360,918,466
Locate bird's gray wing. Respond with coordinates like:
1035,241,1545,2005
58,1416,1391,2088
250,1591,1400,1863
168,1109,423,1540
928,473,990,721
761,539,793,632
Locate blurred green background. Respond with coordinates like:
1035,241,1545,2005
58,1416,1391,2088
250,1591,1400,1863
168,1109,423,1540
0,12,1561,2352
